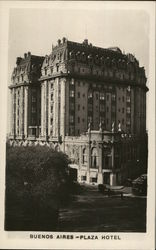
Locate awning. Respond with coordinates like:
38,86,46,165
90,171,98,178
69,164,79,169
80,170,87,176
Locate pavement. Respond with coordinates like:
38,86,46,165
58,184,147,232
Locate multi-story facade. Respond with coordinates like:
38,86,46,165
9,38,148,185
9,52,44,140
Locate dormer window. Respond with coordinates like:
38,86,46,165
100,92,105,100
88,92,93,99
57,53,60,60
56,64,59,72
45,68,47,75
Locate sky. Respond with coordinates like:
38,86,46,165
8,6,149,83
6,3,151,133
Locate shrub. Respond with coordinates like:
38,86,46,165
5,144,71,231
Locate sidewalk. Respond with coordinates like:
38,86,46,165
58,184,146,232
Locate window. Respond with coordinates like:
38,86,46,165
69,127,74,136
78,117,80,123
70,103,75,110
91,148,98,168
70,90,74,97
78,92,80,98
82,148,87,164
51,105,53,113
100,117,105,125
112,94,116,101
51,67,53,74
118,108,120,112
90,177,97,183
32,107,36,113
107,94,109,101
78,81,80,86
81,176,87,181
31,117,36,125
118,97,121,101
83,93,85,97
88,116,92,123
126,96,131,102
51,93,53,100
126,107,131,113
122,119,124,125
70,79,74,85
69,115,74,123
32,96,36,102
126,119,131,125
122,96,125,102
56,65,59,72
106,107,109,112
88,92,93,99
82,106,85,110
107,118,109,124
100,92,105,100
88,103,93,111
112,106,115,112
122,108,124,113
100,104,105,112
96,93,98,100
78,104,80,111
51,118,53,125
82,118,85,123
45,68,47,75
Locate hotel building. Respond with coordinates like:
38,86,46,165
9,38,148,185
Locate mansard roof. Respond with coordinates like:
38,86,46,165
40,38,146,87
10,52,44,88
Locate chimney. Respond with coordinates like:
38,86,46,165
58,39,61,46
24,53,27,59
16,57,22,65
62,37,66,43
83,39,88,45
28,51,31,57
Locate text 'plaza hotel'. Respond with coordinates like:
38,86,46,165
9,38,148,186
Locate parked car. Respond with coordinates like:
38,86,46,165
98,184,124,199
132,174,147,195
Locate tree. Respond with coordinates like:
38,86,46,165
5,144,70,231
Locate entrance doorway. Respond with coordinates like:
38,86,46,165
69,168,77,182
103,172,110,185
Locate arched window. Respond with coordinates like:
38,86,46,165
55,145,60,152
82,148,87,164
91,148,98,168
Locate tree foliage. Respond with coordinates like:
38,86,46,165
5,143,71,230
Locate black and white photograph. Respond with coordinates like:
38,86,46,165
0,1,155,250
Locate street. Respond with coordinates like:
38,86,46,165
58,184,146,232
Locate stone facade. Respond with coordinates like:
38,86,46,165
8,38,148,185
9,52,44,140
